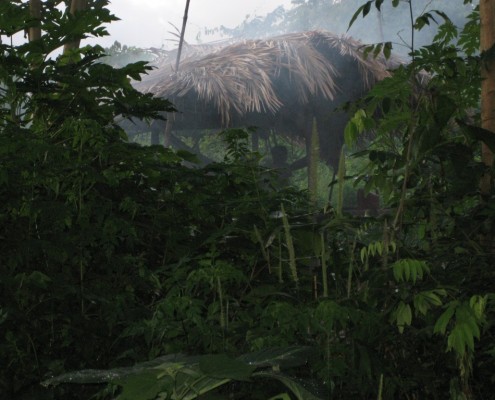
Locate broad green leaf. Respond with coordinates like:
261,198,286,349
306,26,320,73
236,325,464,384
238,346,316,369
199,354,255,381
42,355,190,387
253,371,324,400
173,374,230,400
459,121,495,153
115,371,164,400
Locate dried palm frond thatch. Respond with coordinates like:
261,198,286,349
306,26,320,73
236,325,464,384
131,30,405,170
136,30,401,126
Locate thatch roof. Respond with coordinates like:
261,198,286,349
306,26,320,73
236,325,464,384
130,30,405,169
136,30,401,126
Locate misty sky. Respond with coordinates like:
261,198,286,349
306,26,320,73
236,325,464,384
100,0,293,49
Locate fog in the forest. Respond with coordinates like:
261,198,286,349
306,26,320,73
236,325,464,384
100,0,477,58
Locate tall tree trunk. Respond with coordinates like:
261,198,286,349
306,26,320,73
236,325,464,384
63,0,88,54
175,0,191,73
28,0,42,42
480,0,495,196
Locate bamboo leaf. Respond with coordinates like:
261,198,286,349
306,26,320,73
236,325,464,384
348,2,372,30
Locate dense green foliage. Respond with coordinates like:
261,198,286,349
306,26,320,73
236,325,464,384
1,1,495,400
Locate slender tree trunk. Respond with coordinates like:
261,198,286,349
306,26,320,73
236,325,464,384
164,0,191,147
63,0,88,54
28,0,42,42
175,0,191,73
480,0,495,196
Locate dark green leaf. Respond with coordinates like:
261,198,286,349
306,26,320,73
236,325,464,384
114,371,164,400
238,346,316,369
253,371,324,400
458,120,495,153
199,354,255,381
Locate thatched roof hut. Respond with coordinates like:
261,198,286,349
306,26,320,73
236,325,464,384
130,30,403,170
